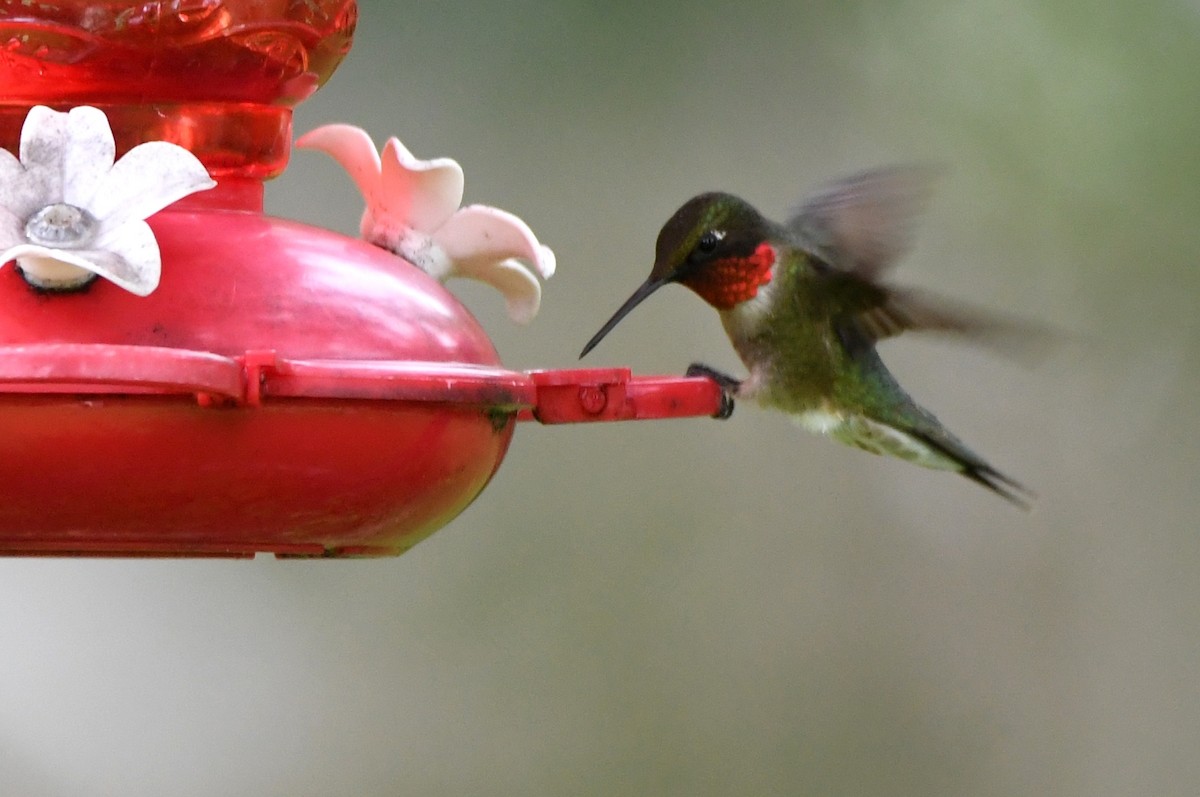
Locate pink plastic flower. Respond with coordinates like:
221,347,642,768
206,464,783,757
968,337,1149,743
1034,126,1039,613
297,124,555,324
0,105,214,295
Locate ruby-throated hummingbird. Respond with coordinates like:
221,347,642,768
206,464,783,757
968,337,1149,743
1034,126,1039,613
579,167,1032,506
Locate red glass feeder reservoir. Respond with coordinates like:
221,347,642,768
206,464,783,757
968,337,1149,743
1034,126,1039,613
0,0,722,557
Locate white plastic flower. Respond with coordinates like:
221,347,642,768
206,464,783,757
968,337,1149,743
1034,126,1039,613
297,124,555,324
0,105,215,295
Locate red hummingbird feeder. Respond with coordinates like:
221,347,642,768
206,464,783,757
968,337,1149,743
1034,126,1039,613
0,0,722,557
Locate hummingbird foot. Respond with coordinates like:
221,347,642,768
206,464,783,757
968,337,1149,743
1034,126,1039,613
686,363,742,420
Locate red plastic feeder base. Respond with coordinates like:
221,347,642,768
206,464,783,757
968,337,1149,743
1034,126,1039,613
0,344,535,557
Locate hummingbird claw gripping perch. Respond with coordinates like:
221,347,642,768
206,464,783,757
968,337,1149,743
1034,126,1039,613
685,363,740,419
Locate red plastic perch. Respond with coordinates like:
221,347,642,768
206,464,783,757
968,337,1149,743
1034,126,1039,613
520,367,724,424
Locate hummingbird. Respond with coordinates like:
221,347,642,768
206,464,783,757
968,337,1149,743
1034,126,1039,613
579,167,1032,506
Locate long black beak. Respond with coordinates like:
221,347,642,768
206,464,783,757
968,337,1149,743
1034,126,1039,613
579,278,667,358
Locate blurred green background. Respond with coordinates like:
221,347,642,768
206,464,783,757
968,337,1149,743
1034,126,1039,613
3,1,1200,794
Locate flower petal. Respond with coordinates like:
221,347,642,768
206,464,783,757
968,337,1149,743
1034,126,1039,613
435,204,556,278
18,106,66,182
0,152,47,222
0,241,157,295
87,218,162,294
295,124,384,209
0,146,23,185
60,106,116,211
0,204,27,250
458,257,544,324
533,244,556,279
13,106,68,216
378,137,464,233
85,141,215,227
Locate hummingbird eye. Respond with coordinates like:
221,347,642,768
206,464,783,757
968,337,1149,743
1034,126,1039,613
696,229,724,256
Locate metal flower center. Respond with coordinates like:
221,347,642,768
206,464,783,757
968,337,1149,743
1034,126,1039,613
24,203,98,249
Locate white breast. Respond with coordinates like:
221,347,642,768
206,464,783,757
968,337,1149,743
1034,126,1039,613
795,408,843,435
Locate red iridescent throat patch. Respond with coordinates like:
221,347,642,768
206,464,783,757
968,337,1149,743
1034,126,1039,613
681,242,776,310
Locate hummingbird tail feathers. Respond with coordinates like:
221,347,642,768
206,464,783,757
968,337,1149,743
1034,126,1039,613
907,426,1034,509
956,462,1033,509
828,411,1033,508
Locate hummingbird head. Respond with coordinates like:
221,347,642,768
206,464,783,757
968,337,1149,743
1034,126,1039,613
580,193,779,357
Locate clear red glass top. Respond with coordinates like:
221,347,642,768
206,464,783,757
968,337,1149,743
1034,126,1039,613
0,0,357,178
